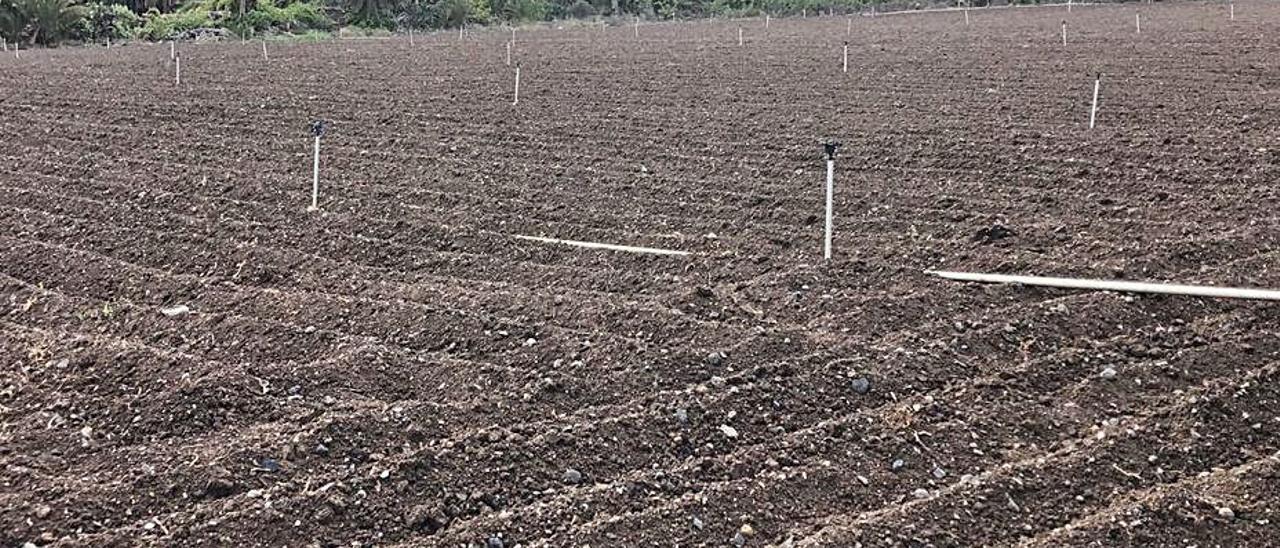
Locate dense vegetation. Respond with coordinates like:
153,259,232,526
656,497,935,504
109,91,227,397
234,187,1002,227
0,0,1051,46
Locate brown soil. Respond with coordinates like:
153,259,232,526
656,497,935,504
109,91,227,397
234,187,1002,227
2,1,1279,547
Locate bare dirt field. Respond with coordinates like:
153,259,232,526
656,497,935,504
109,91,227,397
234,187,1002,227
2,1,1279,546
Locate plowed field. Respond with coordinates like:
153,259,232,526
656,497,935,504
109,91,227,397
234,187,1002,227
2,1,1279,546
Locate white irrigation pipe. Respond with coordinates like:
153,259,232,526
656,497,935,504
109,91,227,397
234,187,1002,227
174,54,181,86
409,28,415,46
262,40,268,61
512,63,521,105
505,40,511,65
634,17,639,38
824,156,835,260
842,41,848,73
1135,12,1141,34
1230,2,1234,20
766,14,770,29
513,235,690,256
847,16,852,34
310,135,321,210
738,26,743,46
1089,73,1101,129
965,8,970,25
928,270,1280,301
170,41,175,60
1061,20,1067,46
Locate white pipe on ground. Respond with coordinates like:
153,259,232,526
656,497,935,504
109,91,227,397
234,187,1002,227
514,235,690,256
927,270,1280,301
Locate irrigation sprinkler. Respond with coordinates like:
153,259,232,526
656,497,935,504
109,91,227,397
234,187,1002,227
1089,73,1101,129
170,41,175,60
1061,20,1067,46
1067,0,1072,12
1135,12,1141,34
738,26,743,46
927,270,1280,301
505,40,512,65
308,121,325,211
766,14,770,29
174,53,181,86
1230,2,1234,21
512,62,521,106
847,16,852,35
842,41,848,73
965,8,970,25
634,17,639,38
262,40,268,61
822,141,841,261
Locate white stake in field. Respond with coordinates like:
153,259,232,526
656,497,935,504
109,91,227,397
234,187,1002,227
1061,20,1068,46
847,16,852,35
766,14,770,29
1135,12,1141,34
174,53,181,86
1230,2,1234,20
409,28,415,46
262,40,268,61
822,141,841,260
842,41,848,73
512,62,521,105
1089,73,1101,129
309,121,325,211
738,26,743,46
170,41,175,60
505,40,512,65
634,17,639,38
965,9,970,25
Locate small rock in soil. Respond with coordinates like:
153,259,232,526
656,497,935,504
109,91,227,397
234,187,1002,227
486,536,505,548
404,504,443,534
205,478,235,498
719,424,739,439
561,468,583,484
160,304,190,317
705,352,725,366
932,467,946,479
850,377,871,395
1099,366,1118,380
691,516,704,530
913,488,930,499
973,224,1015,243
675,408,689,424
891,458,906,471
34,504,51,518
731,532,747,547
1218,507,1235,519
739,523,755,537
313,443,330,456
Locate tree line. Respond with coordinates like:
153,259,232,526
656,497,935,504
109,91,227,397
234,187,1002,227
1,0,1116,47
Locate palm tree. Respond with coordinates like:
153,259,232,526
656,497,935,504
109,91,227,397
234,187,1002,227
19,0,85,45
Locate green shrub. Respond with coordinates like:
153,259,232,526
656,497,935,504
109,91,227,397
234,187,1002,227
243,1,332,32
81,2,141,40
138,7,215,40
